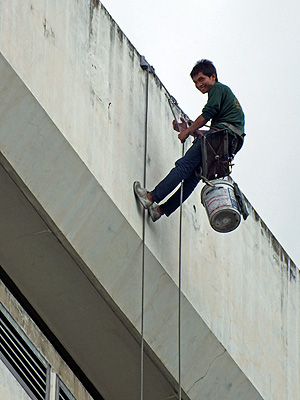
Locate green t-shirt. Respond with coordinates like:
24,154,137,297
201,82,245,136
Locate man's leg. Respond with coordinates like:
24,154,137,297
159,172,200,216
159,132,242,217
151,138,202,203
134,137,203,221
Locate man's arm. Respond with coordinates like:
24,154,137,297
178,114,208,143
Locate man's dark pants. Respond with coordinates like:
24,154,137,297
151,131,238,216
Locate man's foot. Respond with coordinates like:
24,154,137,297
133,181,153,209
149,204,162,222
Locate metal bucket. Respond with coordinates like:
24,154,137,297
201,179,241,233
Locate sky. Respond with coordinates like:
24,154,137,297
102,0,300,267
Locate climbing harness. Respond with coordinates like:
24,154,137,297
199,129,234,181
220,121,245,139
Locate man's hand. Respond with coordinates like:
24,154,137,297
172,117,188,132
178,128,190,143
173,115,208,143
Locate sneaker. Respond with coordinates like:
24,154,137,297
133,181,153,209
149,203,161,222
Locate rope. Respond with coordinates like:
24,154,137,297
166,95,185,400
141,59,186,398
140,67,151,400
178,146,184,400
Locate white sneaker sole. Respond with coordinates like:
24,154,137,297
133,181,153,209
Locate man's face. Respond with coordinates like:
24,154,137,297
192,72,216,94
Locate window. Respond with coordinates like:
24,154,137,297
0,304,50,400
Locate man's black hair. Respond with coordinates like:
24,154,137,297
190,59,218,81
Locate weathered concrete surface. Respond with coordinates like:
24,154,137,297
0,283,94,400
0,53,262,399
0,1,299,399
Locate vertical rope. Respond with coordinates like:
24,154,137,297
140,69,150,400
141,80,185,398
178,135,185,400
166,97,185,399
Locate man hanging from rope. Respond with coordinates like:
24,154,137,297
134,59,245,222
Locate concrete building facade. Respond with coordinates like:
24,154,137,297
0,1,299,399
0,280,93,400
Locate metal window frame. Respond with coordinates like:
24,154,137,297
0,302,50,400
55,377,76,400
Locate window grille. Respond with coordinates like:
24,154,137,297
0,304,50,400
56,378,76,400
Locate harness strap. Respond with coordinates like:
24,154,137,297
219,122,245,138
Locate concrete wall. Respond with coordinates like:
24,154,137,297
0,1,299,399
0,52,261,399
0,282,93,400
